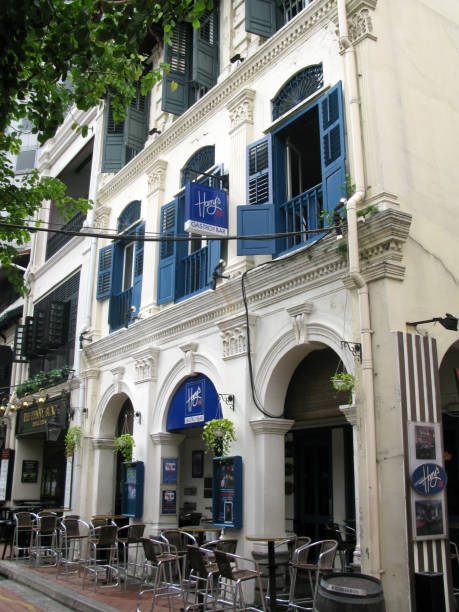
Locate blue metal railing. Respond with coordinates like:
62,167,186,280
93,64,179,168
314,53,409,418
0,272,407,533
279,184,323,252
109,287,133,331
182,247,208,298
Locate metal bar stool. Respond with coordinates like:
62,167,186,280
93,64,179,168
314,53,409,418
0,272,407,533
116,523,145,590
137,537,183,612
11,512,37,560
82,524,119,592
214,549,267,612
30,514,59,567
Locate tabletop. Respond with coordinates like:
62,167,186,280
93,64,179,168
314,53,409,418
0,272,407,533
246,535,290,542
179,526,221,532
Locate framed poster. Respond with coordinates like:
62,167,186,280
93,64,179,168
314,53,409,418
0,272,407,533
63,455,73,509
162,458,178,484
412,496,447,540
161,489,177,515
192,450,204,478
21,460,38,483
408,422,441,465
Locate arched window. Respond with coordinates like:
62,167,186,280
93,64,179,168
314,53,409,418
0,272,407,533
181,146,215,186
117,200,141,233
272,64,323,120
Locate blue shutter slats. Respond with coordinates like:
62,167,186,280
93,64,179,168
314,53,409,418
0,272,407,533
96,244,114,299
132,222,145,316
206,239,222,286
192,9,219,91
157,200,179,304
237,203,276,255
247,136,273,205
319,82,346,217
245,0,279,37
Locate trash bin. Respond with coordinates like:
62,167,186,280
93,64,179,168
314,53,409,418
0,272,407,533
315,572,385,611
414,572,445,612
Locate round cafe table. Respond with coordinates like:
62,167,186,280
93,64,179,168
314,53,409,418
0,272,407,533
246,535,290,612
178,526,222,545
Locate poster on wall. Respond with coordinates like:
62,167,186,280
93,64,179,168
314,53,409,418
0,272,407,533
21,460,38,483
0,457,9,501
212,456,243,528
413,496,447,540
161,489,177,515
162,458,178,484
64,455,73,509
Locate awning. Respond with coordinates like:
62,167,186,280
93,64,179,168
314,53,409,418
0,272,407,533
0,305,23,331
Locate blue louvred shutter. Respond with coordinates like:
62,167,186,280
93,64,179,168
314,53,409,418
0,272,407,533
157,200,179,304
237,135,275,255
319,82,346,218
192,8,219,91
102,96,125,173
131,222,145,315
162,23,190,115
206,238,222,286
245,0,280,38
96,244,114,299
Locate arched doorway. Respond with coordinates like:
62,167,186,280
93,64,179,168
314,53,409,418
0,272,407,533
114,399,134,515
284,347,355,540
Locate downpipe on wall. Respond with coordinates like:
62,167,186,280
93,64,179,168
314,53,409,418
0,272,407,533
337,0,382,578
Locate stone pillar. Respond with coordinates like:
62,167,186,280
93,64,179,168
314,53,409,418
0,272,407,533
149,432,185,534
90,438,116,516
249,418,294,535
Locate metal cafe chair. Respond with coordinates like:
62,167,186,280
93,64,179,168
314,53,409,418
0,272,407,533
82,524,119,592
161,529,197,582
325,523,355,571
288,539,338,611
184,545,220,611
136,537,183,612
57,518,90,579
11,512,38,560
116,523,146,590
29,514,59,568
214,549,267,612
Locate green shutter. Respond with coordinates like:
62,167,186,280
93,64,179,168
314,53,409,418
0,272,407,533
192,8,219,91
125,85,150,162
102,96,125,172
162,23,191,115
245,0,280,37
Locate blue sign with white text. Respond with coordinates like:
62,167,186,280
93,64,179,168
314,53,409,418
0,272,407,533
184,182,228,237
166,374,222,431
411,463,447,496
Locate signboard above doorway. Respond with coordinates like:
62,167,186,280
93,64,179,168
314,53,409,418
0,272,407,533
166,374,222,431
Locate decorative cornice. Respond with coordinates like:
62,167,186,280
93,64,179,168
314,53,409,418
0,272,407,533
336,0,378,49
286,303,314,344
133,347,159,384
111,366,125,393
91,438,116,450
226,89,256,134
81,368,100,382
179,343,199,376
218,314,257,360
93,206,111,231
150,432,185,446
250,418,295,436
96,0,338,201
339,403,359,428
146,159,168,198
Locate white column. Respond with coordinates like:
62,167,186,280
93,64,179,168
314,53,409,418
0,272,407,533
249,418,294,535
340,403,361,567
90,438,116,516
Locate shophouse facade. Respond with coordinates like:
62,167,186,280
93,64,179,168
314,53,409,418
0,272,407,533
0,1,458,611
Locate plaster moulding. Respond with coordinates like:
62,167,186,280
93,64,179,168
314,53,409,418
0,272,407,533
226,89,256,134
93,206,111,231
218,313,257,360
111,366,125,393
250,418,295,436
339,403,359,428
287,303,314,344
179,343,199,376
132,347,159,384
146,159,168,198
150,432,185,446
335,0,378,49
91,437,116,450
96,0,338,202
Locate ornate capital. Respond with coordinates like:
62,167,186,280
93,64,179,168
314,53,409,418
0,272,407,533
147,159,168,196
340,403,359,428
150,432,185,447
179,343,198,375
91,438,116,451
287,303,314,344
337,1,377,49
133,347,159,384
226,89,256,133
93,206,111,230
111,366,125,393
250,418,295,436
218,314,256,360
81,368,100,382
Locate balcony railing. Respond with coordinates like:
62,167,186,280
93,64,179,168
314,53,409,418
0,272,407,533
182,246,208,298
109,287,133,331
279,183,323,252
46,211,86,260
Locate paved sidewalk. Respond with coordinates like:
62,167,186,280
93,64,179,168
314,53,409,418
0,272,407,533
0,560,182,612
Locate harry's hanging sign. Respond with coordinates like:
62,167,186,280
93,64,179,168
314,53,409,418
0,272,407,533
184,182,228,237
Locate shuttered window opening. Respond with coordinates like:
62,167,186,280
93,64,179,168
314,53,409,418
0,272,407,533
245,0,316,38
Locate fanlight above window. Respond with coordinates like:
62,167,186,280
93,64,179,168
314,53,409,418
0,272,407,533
272,64,323,120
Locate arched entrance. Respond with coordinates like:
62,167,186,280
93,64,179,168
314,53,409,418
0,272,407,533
284,347,355,541
114,399,134,515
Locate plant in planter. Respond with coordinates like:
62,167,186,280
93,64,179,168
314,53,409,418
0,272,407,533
202,418,236,457
65,426,83,458
114,433,135,462
330,372,355,404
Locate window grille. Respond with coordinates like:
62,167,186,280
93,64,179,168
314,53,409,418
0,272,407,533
272,64,323,120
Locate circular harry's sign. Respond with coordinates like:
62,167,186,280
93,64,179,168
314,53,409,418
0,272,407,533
411,463,447,496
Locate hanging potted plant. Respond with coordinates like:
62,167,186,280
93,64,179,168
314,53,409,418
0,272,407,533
114,433,135,462
202,418,236,457
65,426,83,458
330,372,355,403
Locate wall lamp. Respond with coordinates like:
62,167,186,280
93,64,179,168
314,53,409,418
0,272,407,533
218,394,234,411
149,127,161,135
230,54,244,64
212,259,230,290
81,407,88,418
407,313,458,332
135,411,142,424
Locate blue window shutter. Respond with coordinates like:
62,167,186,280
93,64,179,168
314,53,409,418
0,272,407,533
237,203,276,255
162,23,191,115
245,0,280,37
111,241,124,296
157,200,179,304
319,82,346,217
206,239,222,286
125,87,150,160
102,96,125,172
247,135,273,205
192,8,219,91
132,222,145,314
96,244,114,299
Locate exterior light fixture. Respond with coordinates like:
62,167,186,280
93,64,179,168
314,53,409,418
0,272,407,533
23,401,29,408
81,407,88,418
149,127,161,135
37,396,46,405
407,313,458,332
9,404,16,412
135,411,142,424
230,54,244,63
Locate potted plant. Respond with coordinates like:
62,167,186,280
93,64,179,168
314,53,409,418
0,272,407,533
114,433,135,462
65,426,83,458
330,372,355,403
202,418,236,457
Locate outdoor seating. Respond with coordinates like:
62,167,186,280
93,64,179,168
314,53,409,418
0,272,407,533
324,523,355,571
161,529,197,581
214,549,266,612
184,545,220,611
57,518,90,579
116,523,145,590
287,539,338,611
82,524,119,592
29,514,59,568
11,512,37,560
137,537,183,612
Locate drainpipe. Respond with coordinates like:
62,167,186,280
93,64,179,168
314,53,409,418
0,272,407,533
337,0,382,577
71,103,104,513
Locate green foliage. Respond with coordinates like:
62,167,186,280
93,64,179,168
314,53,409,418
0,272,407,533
114,433,135,462
16,365,72,397
0,0,212,288
202,418,236,457
331,372,355,404
65,426,83,458
336,239,348,261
